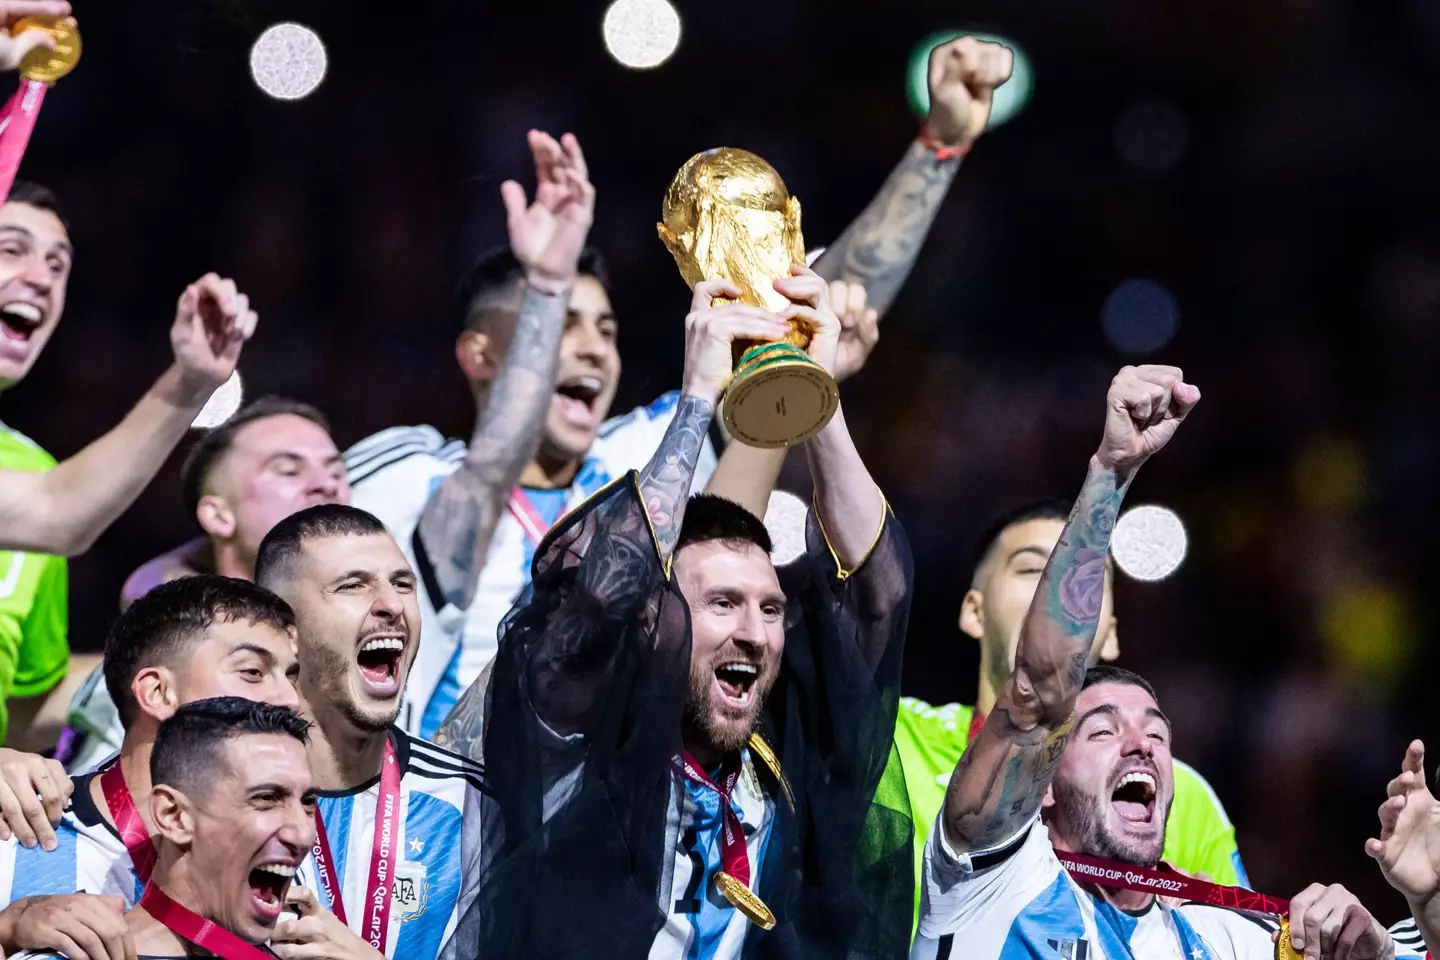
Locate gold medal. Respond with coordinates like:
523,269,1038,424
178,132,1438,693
1274,916,1302,960
715,870,776,931
14,16,82,84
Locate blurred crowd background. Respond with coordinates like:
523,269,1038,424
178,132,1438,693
7,0,1440,920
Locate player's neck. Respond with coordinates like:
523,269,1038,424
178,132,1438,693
305,703,390,791
213,538,254,581
519,448,581,489
126,902,209,957
975,673,998,716
93,733,157,833
1050,832,1155,912
680,729,732,771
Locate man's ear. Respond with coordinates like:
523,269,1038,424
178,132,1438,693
1097,615,1120,663
959,588,986,641
133,666,181,724
196,493,236,540
1040,783,1056,813
455,330,497,382
150,784,195,846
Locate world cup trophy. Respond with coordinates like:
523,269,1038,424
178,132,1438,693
658,148,839,448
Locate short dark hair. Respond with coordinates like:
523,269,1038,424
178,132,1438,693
455,245,611,331
180,396,332,524
5,180,68,232
1081,664,1158,703
104,576,296,729
971,498,1072,581
254,503,389,589
676,494,773,556
151,697,309,798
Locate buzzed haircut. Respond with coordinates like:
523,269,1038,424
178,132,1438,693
970,498,1073,583
1082,663,1159,703
104,576,296,729
151,697,309,798
455,245,611,332
6,180,69,232
180,396,332,523
254,503,389,589
677,494,773,556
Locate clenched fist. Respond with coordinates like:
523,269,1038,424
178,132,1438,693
925,36,1015,150
1094,365,1200,476
680,279,790,405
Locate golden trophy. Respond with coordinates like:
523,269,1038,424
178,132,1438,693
658,148,839,448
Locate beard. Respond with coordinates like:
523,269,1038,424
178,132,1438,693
299,640,396,733
682,658,777,757
1050,775,1169,867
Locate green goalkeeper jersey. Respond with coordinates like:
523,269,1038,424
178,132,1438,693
0,422,69,742
892,696,1247,932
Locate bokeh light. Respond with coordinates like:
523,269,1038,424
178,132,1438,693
1111,504,1188,581
764,489,809,566
1101,278,1180,355
1113,98,1190,177
602,0,682,70
250,23,328,101
907,31,1033,129
192,371,244,430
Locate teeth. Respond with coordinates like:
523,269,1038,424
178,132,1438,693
255,863,296,878
1,303,41,325
360,637,403,653
1118,772,1156,793
718,664,758,676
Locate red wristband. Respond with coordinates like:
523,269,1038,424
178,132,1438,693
918,121,972,162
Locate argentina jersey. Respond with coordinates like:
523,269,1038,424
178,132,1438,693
344,392,720,738
651,750,776,960
912,821,1422,960
0,770,142,906
292,730,487,959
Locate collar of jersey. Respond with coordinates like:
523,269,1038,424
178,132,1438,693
312,726,409,798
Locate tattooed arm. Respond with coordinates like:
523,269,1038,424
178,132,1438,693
943,366,1201,853
811,37,1013,312
416,130,595,610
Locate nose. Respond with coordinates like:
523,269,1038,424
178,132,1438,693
1119,723,1154,759
567,319,609,367
266,676,301,710
730,602,768,647
282,802,318,851
371,584,405,620
308,465,341,500
21,254,52,293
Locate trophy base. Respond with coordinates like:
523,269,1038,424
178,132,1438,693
723,344,839,448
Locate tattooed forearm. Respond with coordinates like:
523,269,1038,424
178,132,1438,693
941,458,1130,852
812,141,961,312
637,394,714,559
419,285,569,609
435,664,488,762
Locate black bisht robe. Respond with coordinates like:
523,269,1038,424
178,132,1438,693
450,473,916,960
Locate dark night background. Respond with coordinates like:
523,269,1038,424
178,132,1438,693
5,0,1439,922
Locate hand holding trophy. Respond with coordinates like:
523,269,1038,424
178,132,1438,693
658,148,839,448
0,2,81,199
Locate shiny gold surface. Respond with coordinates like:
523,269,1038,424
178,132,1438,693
724,355,839,448
1274,918,1302,960
14,17,81,83
715,871,777,930
658,147,807,329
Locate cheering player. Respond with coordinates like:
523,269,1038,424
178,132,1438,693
254,505,486,959
6,698,316,960
912,366,1406,960
459,270,913,960
0,576,300,958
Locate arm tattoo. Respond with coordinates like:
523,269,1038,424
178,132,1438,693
636,394,714,560
943,459,1130,852
434,668,486,761
419,285,568,609
813,141,961,311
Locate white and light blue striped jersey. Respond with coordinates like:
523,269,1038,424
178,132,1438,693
912,818,1422,960
293,729,488,960
651,749,777,960
1390,916,1428,956
344,392,720,737
0,770,142,906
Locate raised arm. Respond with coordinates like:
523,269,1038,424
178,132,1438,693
943,365,1200,853
811,36,1012,312
417,131,594,610
0,272,254,555
1369,740,1440,955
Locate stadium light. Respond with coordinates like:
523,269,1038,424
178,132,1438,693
602,0,682,70
192,371,244,430
250,23,328,101
1111,504,1188,582
764,489,809,566
1101,278,1180,356
907,31,1033,128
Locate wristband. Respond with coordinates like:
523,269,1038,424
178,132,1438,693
918,121,972,162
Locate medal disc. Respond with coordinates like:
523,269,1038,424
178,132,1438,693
715,871,776,931
14,16,81,83
1274,917,1302,960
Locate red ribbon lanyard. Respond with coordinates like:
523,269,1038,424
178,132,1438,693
0,80,45,201
1056,851,1290,916
508,488,554,548
675,752,751,885
141,884,276,960
310,739,402,952
99,762,156,885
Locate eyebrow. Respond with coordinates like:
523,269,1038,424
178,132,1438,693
0,224,72,257
1076,702,1173,733
1006,545,1050,565
227,643,277,663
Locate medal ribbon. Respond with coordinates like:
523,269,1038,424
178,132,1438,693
311,739,401,952
140,884,275,960
508,488,554,548
99,762,156,885
1056,850,1290,916
0,80,46,201
675,751,752,886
